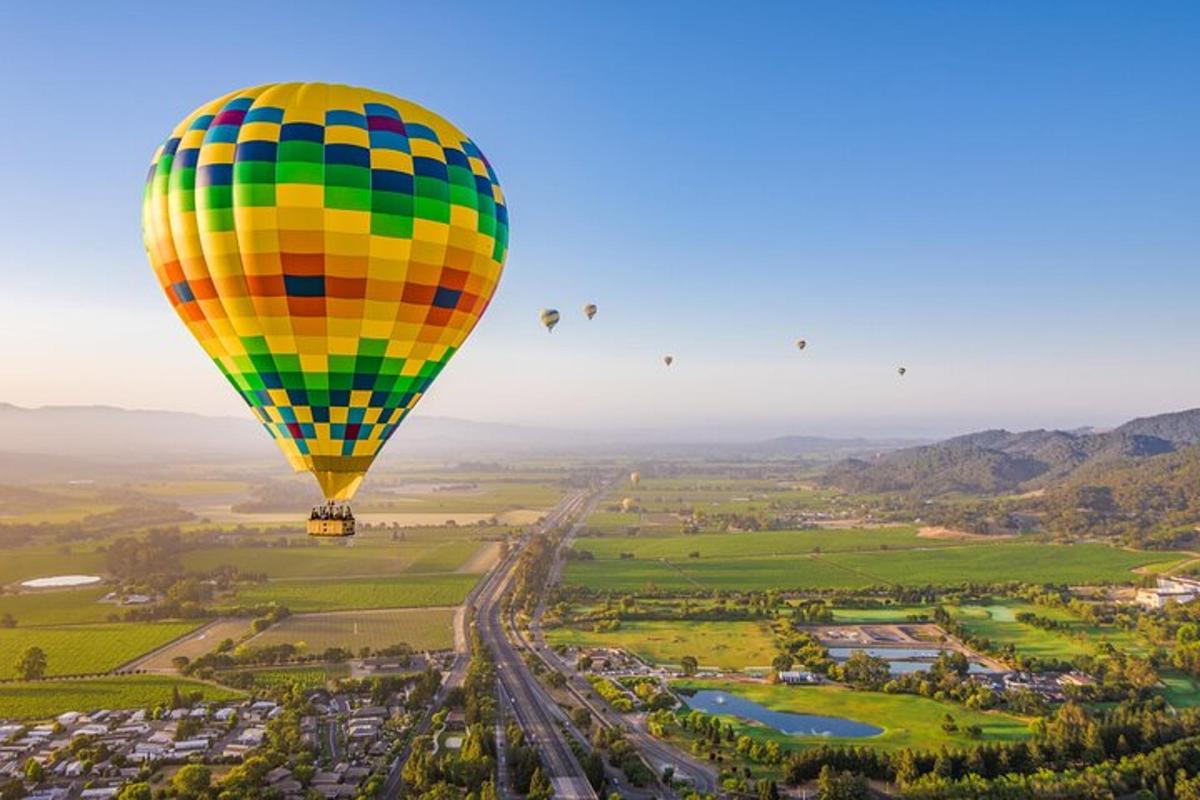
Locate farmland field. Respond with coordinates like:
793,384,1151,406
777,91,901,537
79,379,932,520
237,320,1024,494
136,619,254,671
238,665,351,691
564,539,1181,591
0,622,203,679
674,679,1030,752
0,675,243,720
545,620,778,671
0,587,116,626
574,526,957,560
227,573,479,612
0,546,108,586
1159,672,1200,709
248,607,456,652
181,537,490,579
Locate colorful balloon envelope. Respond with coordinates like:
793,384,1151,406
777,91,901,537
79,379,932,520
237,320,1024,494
540,308,560,332
583,303,597,320
142,83,509,501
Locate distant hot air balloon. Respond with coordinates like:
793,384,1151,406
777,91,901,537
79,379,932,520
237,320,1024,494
583,303,597,320
630,471,641,486
898,367,907,376
540,309,561,332
142,83,508,525
796,339,807,351
663,355,674,367
621,497,636,512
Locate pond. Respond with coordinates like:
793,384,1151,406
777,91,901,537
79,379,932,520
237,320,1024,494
684,690,883,738
19,574,103,589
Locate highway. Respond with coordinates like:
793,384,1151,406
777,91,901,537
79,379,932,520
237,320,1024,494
478,489,599,800
523,491,721,796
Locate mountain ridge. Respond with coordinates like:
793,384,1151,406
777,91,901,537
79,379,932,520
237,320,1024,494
822,407,1200,496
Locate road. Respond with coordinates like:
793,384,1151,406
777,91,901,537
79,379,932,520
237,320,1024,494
478,489,599,800
384,489,597,800
524,487,721,796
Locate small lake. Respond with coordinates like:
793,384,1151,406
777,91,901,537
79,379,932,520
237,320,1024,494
20,574,102,589
684,690,882,738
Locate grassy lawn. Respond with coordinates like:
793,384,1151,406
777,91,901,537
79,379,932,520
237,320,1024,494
248,607,456,652
829,606,936,623
227,573,479,612
0,587,117,626
545,620,778,671
0,675,244,720
0,622,202,678
1159,671,1200,709
949,602,1151,660
673,679,1030,752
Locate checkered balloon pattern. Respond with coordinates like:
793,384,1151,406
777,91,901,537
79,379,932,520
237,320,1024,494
142,83,509,500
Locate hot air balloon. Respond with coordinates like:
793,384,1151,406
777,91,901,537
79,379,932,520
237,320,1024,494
630,471,641,486
796,339,807,351
897,367,907,376
143,83,509,535
540,308,561,332
583,303,597,320
663,355,674,367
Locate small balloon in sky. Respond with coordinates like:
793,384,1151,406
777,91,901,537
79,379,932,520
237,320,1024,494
796,339,807,351
540,308,561,332
663,355,674,367
583,303,597,320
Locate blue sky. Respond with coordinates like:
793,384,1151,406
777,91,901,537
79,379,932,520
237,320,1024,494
1,2,1197,438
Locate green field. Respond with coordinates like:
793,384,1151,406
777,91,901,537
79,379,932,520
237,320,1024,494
0,622,202,679
574,527,960,560
950,603,1150,660
0,587,116,626
354,480,561,513
1159,672,1200,709
238,665,351,691
545,620,778,671
0,675,244,719
0,547,108,586
674,680,1030,752
565,540,1180,591
228,573,479,612
829,606,935,623
182,537,488,579
249,607,456,652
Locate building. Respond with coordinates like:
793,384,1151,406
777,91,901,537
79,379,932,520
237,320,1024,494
778,670,821,685
1135,576,1200,610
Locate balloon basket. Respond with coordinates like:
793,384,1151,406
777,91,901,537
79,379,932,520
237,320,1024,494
307,502,356,537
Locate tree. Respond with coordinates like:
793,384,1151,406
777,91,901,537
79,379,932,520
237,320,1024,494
816,765,869,800
528,768,552,800
24,758,44,783
171,764,212,798
117,784,153,800
15,647,47,681
680,655,699,676
571,707,592,730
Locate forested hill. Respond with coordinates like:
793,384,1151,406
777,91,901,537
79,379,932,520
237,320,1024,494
822,408,1200,496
